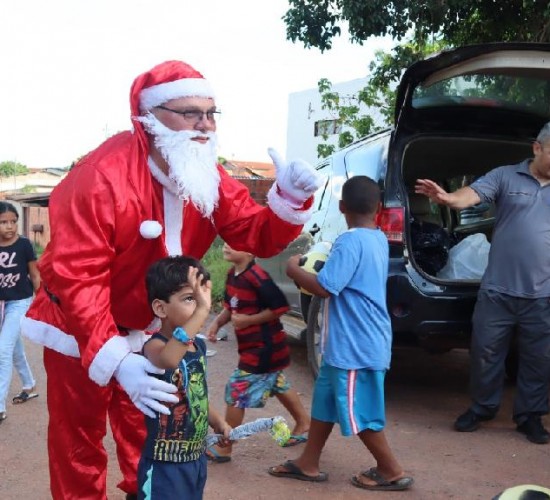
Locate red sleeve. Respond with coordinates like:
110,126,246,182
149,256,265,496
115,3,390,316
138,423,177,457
42,159,120,371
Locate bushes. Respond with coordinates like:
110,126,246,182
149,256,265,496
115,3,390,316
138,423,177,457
32,242,44,258
202,237,231,311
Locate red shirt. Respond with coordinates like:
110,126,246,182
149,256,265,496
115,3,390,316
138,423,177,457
224,262,290,374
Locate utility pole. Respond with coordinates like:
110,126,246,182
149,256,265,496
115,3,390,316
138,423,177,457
12,157,17,190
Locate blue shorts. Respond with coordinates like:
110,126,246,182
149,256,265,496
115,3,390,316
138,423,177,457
137,454,207,500
225,369,290,408
311,362,386,436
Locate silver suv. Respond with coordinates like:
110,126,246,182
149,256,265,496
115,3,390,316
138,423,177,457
260,42,550,377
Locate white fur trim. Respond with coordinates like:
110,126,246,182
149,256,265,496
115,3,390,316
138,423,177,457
267,184,313,225
21,318,157,385
148,157,184,255
21,316,80,357
126,329,151,353
88,336,132,386
140,220,163,239
164,189,183,255
140,78,215,111
148,156,178,194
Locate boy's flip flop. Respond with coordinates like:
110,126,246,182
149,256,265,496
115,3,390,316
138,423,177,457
351,468,414,491
205,446,231,463
282,434,308,447
12,391,39,404
268,460,328,482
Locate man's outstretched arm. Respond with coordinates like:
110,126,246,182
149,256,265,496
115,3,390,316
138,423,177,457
415,179,481,210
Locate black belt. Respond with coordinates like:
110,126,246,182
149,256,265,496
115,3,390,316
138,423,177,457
45,286,61,305
45,287,131,333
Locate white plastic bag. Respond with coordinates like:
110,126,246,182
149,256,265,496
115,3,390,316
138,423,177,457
437,233,490,280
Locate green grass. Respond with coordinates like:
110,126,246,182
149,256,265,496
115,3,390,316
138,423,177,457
202,237,231,310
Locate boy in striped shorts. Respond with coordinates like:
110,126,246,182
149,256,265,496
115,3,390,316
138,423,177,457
205,243,310,462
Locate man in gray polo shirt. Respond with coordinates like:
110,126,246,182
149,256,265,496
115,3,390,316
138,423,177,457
415,121,550,444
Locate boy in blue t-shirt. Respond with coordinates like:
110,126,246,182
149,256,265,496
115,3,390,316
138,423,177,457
268,176,413,492
138,256,231,500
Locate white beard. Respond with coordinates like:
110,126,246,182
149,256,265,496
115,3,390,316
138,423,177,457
138,113,220,218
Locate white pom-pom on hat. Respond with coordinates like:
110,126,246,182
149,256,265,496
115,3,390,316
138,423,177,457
140,220,163,239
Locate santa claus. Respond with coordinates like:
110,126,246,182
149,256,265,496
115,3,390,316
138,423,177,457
21,60,321,499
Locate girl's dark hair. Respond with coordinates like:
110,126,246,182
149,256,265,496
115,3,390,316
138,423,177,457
341,175,380,215
146,255,210,306
0,201,19,219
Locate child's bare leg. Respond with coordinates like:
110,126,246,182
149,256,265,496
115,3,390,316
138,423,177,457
270,418,332,477
356,428,406,484
275,389,310,435
209,406,244,458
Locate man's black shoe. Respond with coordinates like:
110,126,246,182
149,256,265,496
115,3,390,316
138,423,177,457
454,409,494,432
125,495,137,500
516,417,550,444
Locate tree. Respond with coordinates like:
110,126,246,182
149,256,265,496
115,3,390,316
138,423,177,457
316,41,443,156
284,0,550,52
0,161,28,177
283,0,550,157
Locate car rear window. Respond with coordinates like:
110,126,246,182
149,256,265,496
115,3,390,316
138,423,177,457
412,73,550,118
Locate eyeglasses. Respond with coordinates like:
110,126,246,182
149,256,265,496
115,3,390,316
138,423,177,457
155,105,221,124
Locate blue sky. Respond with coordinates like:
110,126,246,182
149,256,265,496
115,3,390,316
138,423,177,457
1,0,392,168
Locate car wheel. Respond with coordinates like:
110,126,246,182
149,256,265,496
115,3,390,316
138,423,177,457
306,296,324,379
300,293,311,323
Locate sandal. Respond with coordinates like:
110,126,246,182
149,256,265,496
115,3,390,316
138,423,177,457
12,391,39,404
282,433,308,447
205,446,231,463
268,460,328,482
351,467,414,491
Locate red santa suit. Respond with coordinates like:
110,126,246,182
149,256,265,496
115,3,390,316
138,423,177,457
21,61,314,499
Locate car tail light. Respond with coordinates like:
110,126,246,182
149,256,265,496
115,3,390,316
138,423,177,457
376,207,404,244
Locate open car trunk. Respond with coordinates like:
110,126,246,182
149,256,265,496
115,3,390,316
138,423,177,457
401,135,533,281
393,44,550,283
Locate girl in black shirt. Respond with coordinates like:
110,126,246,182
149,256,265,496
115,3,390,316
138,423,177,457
0,202,40,423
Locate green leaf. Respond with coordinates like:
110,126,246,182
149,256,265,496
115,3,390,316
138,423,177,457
0,161,28,177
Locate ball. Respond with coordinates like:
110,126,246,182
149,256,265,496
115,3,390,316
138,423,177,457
297,242,332,295
493,484,550,500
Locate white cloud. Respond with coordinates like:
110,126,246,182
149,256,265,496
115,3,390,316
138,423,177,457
0,0,392,167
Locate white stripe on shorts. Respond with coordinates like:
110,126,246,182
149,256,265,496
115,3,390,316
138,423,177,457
347,369,358,434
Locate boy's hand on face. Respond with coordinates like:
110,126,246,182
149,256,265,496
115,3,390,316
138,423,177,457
188,266,212,314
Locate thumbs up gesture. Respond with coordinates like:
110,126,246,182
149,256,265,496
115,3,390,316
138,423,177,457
268,148,323,208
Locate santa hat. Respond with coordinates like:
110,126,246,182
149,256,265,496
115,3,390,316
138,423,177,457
131,60,215,114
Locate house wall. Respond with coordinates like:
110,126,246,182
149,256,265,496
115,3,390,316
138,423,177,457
285,77,385,167
234,177,274,206
26,207,51,250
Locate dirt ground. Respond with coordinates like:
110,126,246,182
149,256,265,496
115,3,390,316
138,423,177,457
1,318,549,499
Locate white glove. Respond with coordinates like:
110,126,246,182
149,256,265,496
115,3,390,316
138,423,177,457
268,148,323,208
114,353,179,418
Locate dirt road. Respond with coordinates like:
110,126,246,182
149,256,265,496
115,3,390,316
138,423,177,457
1,320,549,499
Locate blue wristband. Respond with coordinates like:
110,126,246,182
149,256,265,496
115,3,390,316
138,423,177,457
173,327,193,344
